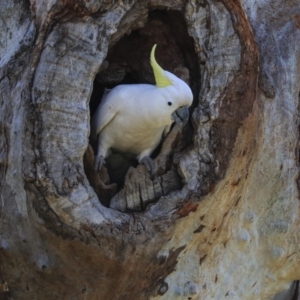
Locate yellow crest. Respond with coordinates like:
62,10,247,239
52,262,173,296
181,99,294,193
150,44,172,88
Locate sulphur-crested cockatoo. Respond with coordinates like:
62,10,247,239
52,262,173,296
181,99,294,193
91,44,193,173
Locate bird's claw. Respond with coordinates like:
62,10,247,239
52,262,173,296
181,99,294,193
94,155,105,171
140,156,156,177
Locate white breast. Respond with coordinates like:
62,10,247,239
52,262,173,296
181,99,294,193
99,112,165,155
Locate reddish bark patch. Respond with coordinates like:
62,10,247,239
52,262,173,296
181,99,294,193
294,15,300,29
215,0,259,178
80,223,96,238
177,201,198,218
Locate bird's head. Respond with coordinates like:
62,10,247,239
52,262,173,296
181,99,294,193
150,44,193,126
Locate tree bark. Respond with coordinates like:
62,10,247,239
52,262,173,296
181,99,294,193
1,0,300,299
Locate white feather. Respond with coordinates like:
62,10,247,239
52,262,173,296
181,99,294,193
91,69,193,164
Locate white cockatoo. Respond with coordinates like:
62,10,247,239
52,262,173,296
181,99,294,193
91,44,193,173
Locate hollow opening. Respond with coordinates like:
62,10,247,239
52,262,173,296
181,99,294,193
85,9,200,210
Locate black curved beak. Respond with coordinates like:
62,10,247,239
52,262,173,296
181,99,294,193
171,106,189,126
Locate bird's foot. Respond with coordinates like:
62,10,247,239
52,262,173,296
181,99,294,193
140,156,156,177
94,155,105,171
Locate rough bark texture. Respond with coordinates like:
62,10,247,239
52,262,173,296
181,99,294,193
1,0,300,299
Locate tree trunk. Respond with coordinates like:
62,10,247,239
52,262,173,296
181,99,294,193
1,0,300,299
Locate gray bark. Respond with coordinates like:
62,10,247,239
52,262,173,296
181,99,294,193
0,0,300,299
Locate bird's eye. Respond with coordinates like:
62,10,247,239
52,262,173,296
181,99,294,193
168,101,172,106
